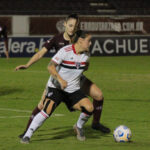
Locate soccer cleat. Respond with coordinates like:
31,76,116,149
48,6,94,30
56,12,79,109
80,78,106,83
92,123,111,133
20,137,30,144
18,132,25,139
73,124,85,141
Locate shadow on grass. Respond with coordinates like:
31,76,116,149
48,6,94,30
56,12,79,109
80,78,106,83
0,86,24,96
32,125,111,142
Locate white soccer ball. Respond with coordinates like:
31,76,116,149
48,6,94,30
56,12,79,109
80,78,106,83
113,125,132,142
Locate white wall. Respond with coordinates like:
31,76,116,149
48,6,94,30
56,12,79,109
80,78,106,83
12,16,29,36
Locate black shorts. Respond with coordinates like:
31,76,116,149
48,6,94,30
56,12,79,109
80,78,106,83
80,74,87,87
45,87,87,111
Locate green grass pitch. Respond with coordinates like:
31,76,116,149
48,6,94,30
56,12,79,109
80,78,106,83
0,56,150,150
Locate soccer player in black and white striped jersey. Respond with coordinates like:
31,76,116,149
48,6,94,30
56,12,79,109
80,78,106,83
16,14,110,139
21,30,93,143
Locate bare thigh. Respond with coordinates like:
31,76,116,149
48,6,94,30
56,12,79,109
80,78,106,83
81,77,103,101
38,89,46,110
43,98,55,115
73,97,94,112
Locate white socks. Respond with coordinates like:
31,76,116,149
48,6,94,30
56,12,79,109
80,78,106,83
23,110,49,138
77,112,90,129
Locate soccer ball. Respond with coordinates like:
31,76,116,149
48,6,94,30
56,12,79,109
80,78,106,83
113,125,132,142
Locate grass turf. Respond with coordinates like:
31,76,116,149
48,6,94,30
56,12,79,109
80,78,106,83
0,56,150,150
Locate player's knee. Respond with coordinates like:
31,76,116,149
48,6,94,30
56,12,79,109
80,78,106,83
44,108,54,116
93,93,104,101
43,100,56,116
42,110,50,118
88,104,94,112
38,103,44,110
81,105,94,115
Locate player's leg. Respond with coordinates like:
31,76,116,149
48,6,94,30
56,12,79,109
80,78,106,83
26,89,46,130
4,50,9,59
18,89,46,138
73,97,94,141
21,98,57,144
21,87,62,144
81,76,110,133
4,40,9,59
73,97,94,127
65,90,93,141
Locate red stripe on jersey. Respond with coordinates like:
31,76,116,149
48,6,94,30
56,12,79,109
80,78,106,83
72,45,77,54
62,60,86,65
64,46,72,52
65,49,72,52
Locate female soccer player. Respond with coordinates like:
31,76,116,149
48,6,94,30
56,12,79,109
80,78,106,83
16,14,110,138
0,23,9,58
21,30,94,143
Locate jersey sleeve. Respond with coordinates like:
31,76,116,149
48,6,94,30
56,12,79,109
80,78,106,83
86,52,90,62
42,36,56,51
51,48,65,65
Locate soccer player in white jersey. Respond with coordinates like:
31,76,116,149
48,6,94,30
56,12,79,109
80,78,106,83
16,14,110,138
21,30,93,143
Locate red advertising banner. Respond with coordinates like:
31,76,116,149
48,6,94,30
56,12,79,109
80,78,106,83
29,16,150,35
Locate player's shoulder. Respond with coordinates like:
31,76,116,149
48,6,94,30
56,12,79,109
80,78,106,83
62,44,73,52
46,33,63,43
53,33,64,39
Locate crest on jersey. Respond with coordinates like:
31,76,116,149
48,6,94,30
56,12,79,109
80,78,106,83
48,92,53,97
75,62,81,69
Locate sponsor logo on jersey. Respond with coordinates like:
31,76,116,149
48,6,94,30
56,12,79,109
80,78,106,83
75,62,81,69
48,92,53,97
47,40,50,43
59,42,65,46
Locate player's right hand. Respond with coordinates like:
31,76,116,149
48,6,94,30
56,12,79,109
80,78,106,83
59,79,67,90
15,65,28,71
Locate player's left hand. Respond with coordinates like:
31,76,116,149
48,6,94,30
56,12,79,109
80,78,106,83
15,65,28,71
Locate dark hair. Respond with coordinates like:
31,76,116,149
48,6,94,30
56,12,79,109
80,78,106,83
66,14,80,30
72,30,90,43
66,14,79,22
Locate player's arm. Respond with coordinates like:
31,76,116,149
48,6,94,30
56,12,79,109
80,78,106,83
48,61,67,90
15,47,48,71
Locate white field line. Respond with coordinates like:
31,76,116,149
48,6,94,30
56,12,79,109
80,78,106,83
0,116,29,118
0,108,64,118
1,69,150,77
0,108,31,113
0,69,47,74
